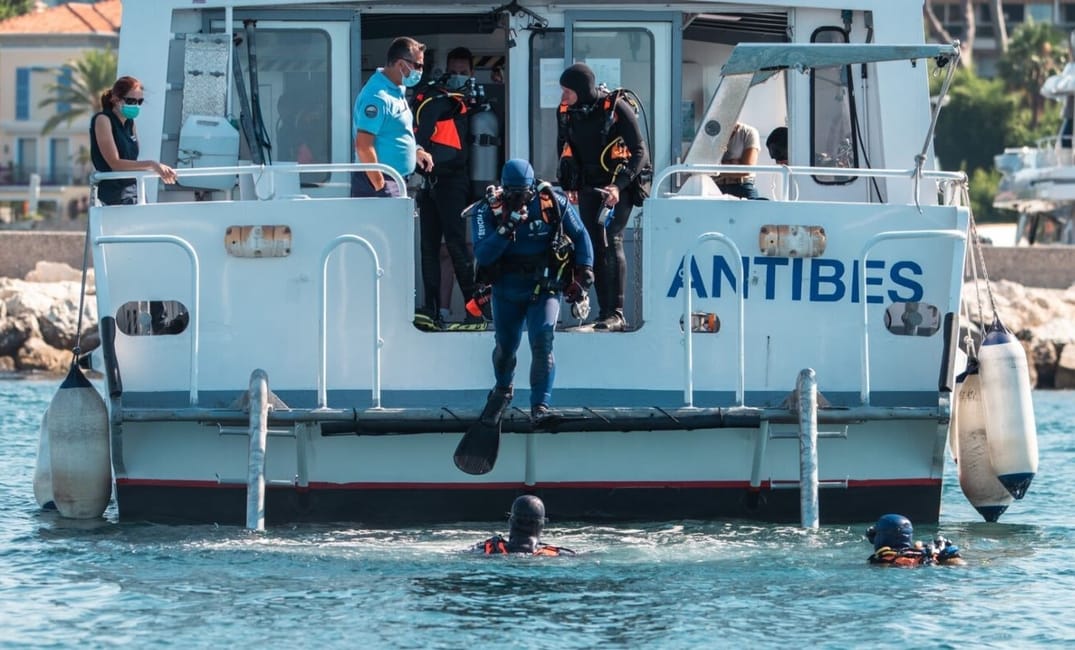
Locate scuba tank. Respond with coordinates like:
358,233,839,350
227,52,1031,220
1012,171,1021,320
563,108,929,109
470,83,501,197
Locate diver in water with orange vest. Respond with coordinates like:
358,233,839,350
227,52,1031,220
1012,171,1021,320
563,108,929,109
412,46,483,331
866,514,965,566
475,495,575,556
556,62,649,332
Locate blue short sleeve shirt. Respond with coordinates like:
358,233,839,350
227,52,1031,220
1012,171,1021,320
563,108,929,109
352,69,416,177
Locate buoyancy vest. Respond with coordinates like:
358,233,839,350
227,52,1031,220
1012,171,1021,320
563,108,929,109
869,539,962,567
557,89,652,200
869,546,932,567
480,535,572,556
412,85,470,171
474,183,571,292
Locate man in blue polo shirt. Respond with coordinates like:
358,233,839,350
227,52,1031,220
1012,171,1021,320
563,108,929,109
351,36,433,197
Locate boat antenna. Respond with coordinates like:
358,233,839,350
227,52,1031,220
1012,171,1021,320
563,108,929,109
914,42,960,211
244,19,273,164
231,33,264,165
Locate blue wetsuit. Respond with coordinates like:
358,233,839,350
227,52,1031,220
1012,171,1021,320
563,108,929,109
471,188,593,408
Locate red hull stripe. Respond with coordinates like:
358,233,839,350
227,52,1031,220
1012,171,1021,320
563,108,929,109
116,478,941,489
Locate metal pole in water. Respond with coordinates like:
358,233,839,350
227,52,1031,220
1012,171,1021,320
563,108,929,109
247,369,270,531
797,368,819,529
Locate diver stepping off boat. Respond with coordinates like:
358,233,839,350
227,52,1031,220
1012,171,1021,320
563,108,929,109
455,159,594,475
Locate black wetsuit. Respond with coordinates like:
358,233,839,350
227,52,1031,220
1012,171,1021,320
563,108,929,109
557,94,648,325
413,84,476,317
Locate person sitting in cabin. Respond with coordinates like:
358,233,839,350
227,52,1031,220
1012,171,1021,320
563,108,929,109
473,495,575,556
766,126,788,166
865,514,965,567
91,76,177,205
470,159,593,426
714,121,761,199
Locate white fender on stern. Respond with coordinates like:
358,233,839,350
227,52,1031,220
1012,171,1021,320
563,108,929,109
32,410,55,510
47,365,112,519
978,318,1038,500
952,357,1012,522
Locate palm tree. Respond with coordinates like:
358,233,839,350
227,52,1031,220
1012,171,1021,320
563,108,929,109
996,21,1068,130
37,48,118,135
0,0,34,21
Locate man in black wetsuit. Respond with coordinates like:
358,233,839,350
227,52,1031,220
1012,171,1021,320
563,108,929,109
556,63,648,332
474,495,575,556
412,47,482,330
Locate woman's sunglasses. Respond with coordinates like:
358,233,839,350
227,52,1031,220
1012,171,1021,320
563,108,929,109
123,97,145,106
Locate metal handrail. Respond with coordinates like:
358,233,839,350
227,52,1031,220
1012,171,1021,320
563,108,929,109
246,368,270,531
858,229,967,405
683,232,745,407
318,234,383,410
94,234,201,406
653,163,966,204
91,162,409,203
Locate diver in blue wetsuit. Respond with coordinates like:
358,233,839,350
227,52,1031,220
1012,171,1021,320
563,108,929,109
866,514,965,566
470,159,594,426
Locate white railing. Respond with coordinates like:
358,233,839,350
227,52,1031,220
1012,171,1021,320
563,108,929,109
653,163,966,205
682,232,745,408
318,235,383,410
94,234,201,406
91,162,408,204
858,229,967,405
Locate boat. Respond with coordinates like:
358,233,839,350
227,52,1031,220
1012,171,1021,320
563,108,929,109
992,62,1075,245
80,0,977,526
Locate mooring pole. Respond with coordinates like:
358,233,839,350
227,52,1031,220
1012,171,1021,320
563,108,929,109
246,369,270,531
797,368,819,529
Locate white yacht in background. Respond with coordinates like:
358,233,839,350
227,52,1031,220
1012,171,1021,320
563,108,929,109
992,60,1075,245
72,0,990,526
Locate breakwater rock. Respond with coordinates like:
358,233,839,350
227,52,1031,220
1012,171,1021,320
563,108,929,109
0,263,96,373
961,280,1075,389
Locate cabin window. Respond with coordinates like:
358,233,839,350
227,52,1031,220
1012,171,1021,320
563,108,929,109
238,29,331,186
882,301,941,337
809,27,858,185
115,300,190,336
529,29,565,182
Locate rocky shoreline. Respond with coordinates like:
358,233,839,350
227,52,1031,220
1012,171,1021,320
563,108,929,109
2,263,1073,388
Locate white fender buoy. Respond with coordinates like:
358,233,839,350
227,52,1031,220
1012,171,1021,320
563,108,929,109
978,318,1038,499
949,347,969,462
952,358,1012,522
32,410,55,510
47,365,112,519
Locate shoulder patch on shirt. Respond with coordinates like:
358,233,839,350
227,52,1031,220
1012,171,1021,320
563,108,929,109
364,104,378,118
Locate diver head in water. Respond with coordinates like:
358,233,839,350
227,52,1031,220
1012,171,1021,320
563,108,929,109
506,494,546,551
866,514,915,551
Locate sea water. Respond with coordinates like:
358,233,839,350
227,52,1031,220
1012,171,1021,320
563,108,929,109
1,377,1072,648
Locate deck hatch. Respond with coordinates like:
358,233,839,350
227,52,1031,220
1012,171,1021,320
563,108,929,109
225,225,292,258
758,224,826,257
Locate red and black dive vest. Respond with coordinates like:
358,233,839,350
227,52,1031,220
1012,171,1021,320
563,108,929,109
412,84,470,173
868,543,961,567
480,535,573,557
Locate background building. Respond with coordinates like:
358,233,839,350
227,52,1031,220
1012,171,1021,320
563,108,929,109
926,0,1075,75
0,0,120,220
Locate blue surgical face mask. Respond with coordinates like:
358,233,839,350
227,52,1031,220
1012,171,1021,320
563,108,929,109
445,74,469,91
121,104,140,119
403,65,422,88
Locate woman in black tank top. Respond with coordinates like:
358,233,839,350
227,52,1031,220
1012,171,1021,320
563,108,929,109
90,76,177,205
